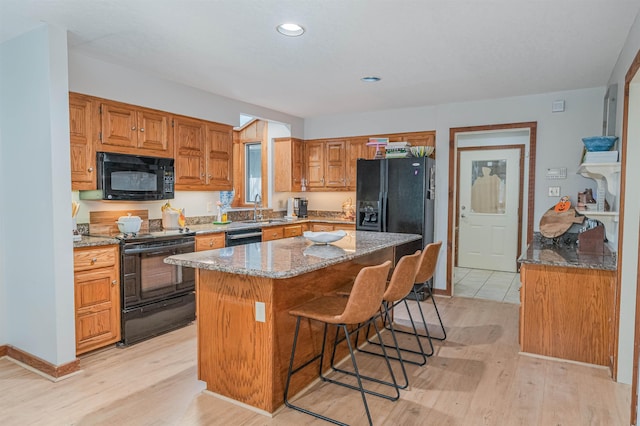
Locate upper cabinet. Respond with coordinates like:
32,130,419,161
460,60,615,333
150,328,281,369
69,93,97,190
345,138,375,190
173,116,233,191
274,137,305,192
99,100,173,158
68,93,233,192
305,140,347,190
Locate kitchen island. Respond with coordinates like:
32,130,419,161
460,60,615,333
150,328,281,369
165,230,420,414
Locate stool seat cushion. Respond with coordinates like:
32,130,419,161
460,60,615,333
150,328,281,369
289,295,349,324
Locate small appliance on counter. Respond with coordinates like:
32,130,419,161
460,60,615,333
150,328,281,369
298,198,308,218
285,197,297,219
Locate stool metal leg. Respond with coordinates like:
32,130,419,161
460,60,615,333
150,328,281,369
284,317,383,425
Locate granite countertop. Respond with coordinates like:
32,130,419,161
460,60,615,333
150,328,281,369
164,230,419,279
73,235,120,248
518,233,617,271
188,216,355,235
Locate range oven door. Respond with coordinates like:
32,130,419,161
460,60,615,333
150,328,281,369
122,238,195,309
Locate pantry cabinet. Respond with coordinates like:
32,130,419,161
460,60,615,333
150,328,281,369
69,93,97,190
274,137,305,192
74,245,121,355
98,100,173,157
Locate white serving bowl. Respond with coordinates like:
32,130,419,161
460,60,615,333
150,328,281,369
116,214,142,234
303,230,347,244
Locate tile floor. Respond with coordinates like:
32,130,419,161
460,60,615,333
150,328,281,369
453,267,521,304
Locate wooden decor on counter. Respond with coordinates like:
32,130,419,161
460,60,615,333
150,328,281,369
89,210,149,235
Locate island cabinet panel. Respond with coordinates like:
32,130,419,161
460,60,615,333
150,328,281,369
74,245,121,355
195,247,394,413
520,264,615,366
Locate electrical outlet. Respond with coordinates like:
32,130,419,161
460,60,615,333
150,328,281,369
255,302,266,322
206,201,213,212
548,186,560,197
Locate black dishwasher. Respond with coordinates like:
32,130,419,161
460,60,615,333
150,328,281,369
226,228,262,246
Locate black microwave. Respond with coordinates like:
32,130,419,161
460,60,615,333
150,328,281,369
94,152,175,201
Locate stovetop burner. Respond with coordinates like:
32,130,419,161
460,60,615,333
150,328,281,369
92,228,196,243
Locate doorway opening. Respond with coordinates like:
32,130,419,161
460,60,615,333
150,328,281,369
445,123,537,297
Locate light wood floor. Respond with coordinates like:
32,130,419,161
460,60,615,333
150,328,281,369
0,297,630,425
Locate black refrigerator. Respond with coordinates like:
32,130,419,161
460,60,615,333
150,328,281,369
356,157,435,265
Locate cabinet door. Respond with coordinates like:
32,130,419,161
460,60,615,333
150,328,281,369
262,226,284,241
69,93,96,190
206,123,233,190
137,108,172,154
75,265,120,355
292,138,305,191
100,102,138,148
306,141,325,188
174,117,207,188
196,233,226,251
345,138,373,190
283,224,303,238
325,141,346,188
311,223,334,232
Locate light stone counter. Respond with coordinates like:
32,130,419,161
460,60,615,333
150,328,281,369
73,235,119,248
165,230,419,279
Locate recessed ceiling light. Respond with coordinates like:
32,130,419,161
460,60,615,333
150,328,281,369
277,23,305,37
361,76,381,82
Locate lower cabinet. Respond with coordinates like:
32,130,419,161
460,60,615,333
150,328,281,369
195,233,225,251
74,245,121,355
311,222,356,232
519,263,615,367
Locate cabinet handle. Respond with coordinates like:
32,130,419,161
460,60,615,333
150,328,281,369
111,280,117,286
209,241,214,247
139,128,145,132
208,174,212,179
88,167,94,172
131,126,136,131
321,177,325,184
91,258,97,265
201,173,205,177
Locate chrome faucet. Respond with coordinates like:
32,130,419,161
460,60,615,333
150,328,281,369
253,194,263,221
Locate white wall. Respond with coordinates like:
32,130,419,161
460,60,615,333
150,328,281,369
608,10,640,386
305,87,604,291
0,25,76,364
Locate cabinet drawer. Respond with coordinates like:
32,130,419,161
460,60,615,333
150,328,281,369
196,233,225,251
74,246,118,272
311,223,334,232
283,225,303,238
262,226,284,241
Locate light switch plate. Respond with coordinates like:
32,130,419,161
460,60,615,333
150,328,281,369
255,302,266,322
548,186,560,197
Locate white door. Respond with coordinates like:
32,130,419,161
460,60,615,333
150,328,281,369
458,148,520,272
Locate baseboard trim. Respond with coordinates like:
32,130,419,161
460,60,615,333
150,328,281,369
4,345,80,380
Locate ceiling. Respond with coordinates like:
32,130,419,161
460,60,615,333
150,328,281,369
1,1,639,118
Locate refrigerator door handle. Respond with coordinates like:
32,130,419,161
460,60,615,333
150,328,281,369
381,191,388,232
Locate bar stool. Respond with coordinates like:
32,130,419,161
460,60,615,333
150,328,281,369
283,260,393,426
331,249,426,390
399,241,446,342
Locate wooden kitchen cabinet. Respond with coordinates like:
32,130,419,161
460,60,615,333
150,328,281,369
98,100,173,157
196,233,226,251
174,116,233,191
306,140,347,190
274,137,305,192
519,263,615,367
262,226,285,242
69,93,97,190
283,224,303,238
345,138,375,190
310,222,355,232
74,245,121,355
